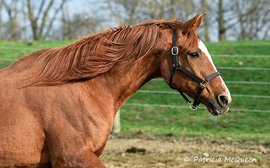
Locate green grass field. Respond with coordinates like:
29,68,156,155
0,40,269,141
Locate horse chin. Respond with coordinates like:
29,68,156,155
209,108,221,116
206,101,228,116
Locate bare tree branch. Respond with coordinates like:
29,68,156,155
39,0,54,38
2,0,20,39
36,0,46,21
44,0,66,38
27,0,38,40
2,0,11,15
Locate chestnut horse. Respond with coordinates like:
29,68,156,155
0,14,231,167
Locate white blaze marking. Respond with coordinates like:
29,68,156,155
198,40,231,103
198,40,216,71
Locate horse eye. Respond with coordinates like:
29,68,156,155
188,51,200,58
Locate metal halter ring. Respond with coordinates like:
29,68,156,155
171,47,179,55
189,103,198,110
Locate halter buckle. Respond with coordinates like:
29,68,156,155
171,47,179,55
202,79,207,85
199,80,208,89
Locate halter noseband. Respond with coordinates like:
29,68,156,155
169,30,220,110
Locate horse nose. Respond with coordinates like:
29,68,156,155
218,94,231,108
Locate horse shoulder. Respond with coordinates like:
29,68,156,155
39,83,114,156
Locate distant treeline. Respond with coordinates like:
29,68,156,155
0,0,270,41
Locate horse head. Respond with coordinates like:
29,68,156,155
158,14,232,115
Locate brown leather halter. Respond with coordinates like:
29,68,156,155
169,30,220,110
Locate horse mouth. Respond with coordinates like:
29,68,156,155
206,101,228,116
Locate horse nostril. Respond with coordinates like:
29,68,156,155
218,94,229,107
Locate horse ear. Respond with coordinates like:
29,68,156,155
182,13,206,35
194,13,206,28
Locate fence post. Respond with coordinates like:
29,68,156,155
112,110,121,134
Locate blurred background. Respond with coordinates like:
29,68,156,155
0,0,269,167
0,0,270,41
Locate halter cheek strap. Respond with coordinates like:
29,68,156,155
169,30,220,110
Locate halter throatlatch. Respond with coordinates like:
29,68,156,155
169,30,220,110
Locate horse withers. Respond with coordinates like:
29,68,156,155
0,14,231,167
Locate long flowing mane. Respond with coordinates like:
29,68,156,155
28,19,193,86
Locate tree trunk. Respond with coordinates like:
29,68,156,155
26,0,39,40
169,0,175,18
236,1,246,40
61,3,68,40
2,0,20,40
201,0,210,41
26,0,57,40
38,0,54,39
10,18,19,39
0,1,2,38
218,0,226,41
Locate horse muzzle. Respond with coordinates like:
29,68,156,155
206,93,231,116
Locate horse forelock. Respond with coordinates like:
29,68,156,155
184,28,200,51
28,20,187,86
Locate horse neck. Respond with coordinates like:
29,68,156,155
93,54,161,111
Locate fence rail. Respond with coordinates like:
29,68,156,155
152,79,270,85
213,54,270,58
124,103,270,113
137,90,270,99
218,67,270,71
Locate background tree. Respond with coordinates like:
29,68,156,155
229,0,270,40
2,0,20,40
61,13,101,39
200,0,210,41
106,0,142,24
60,0,70,40
0,0,270,41
217,0,226,41
26,0,66,40
0,1,2,39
